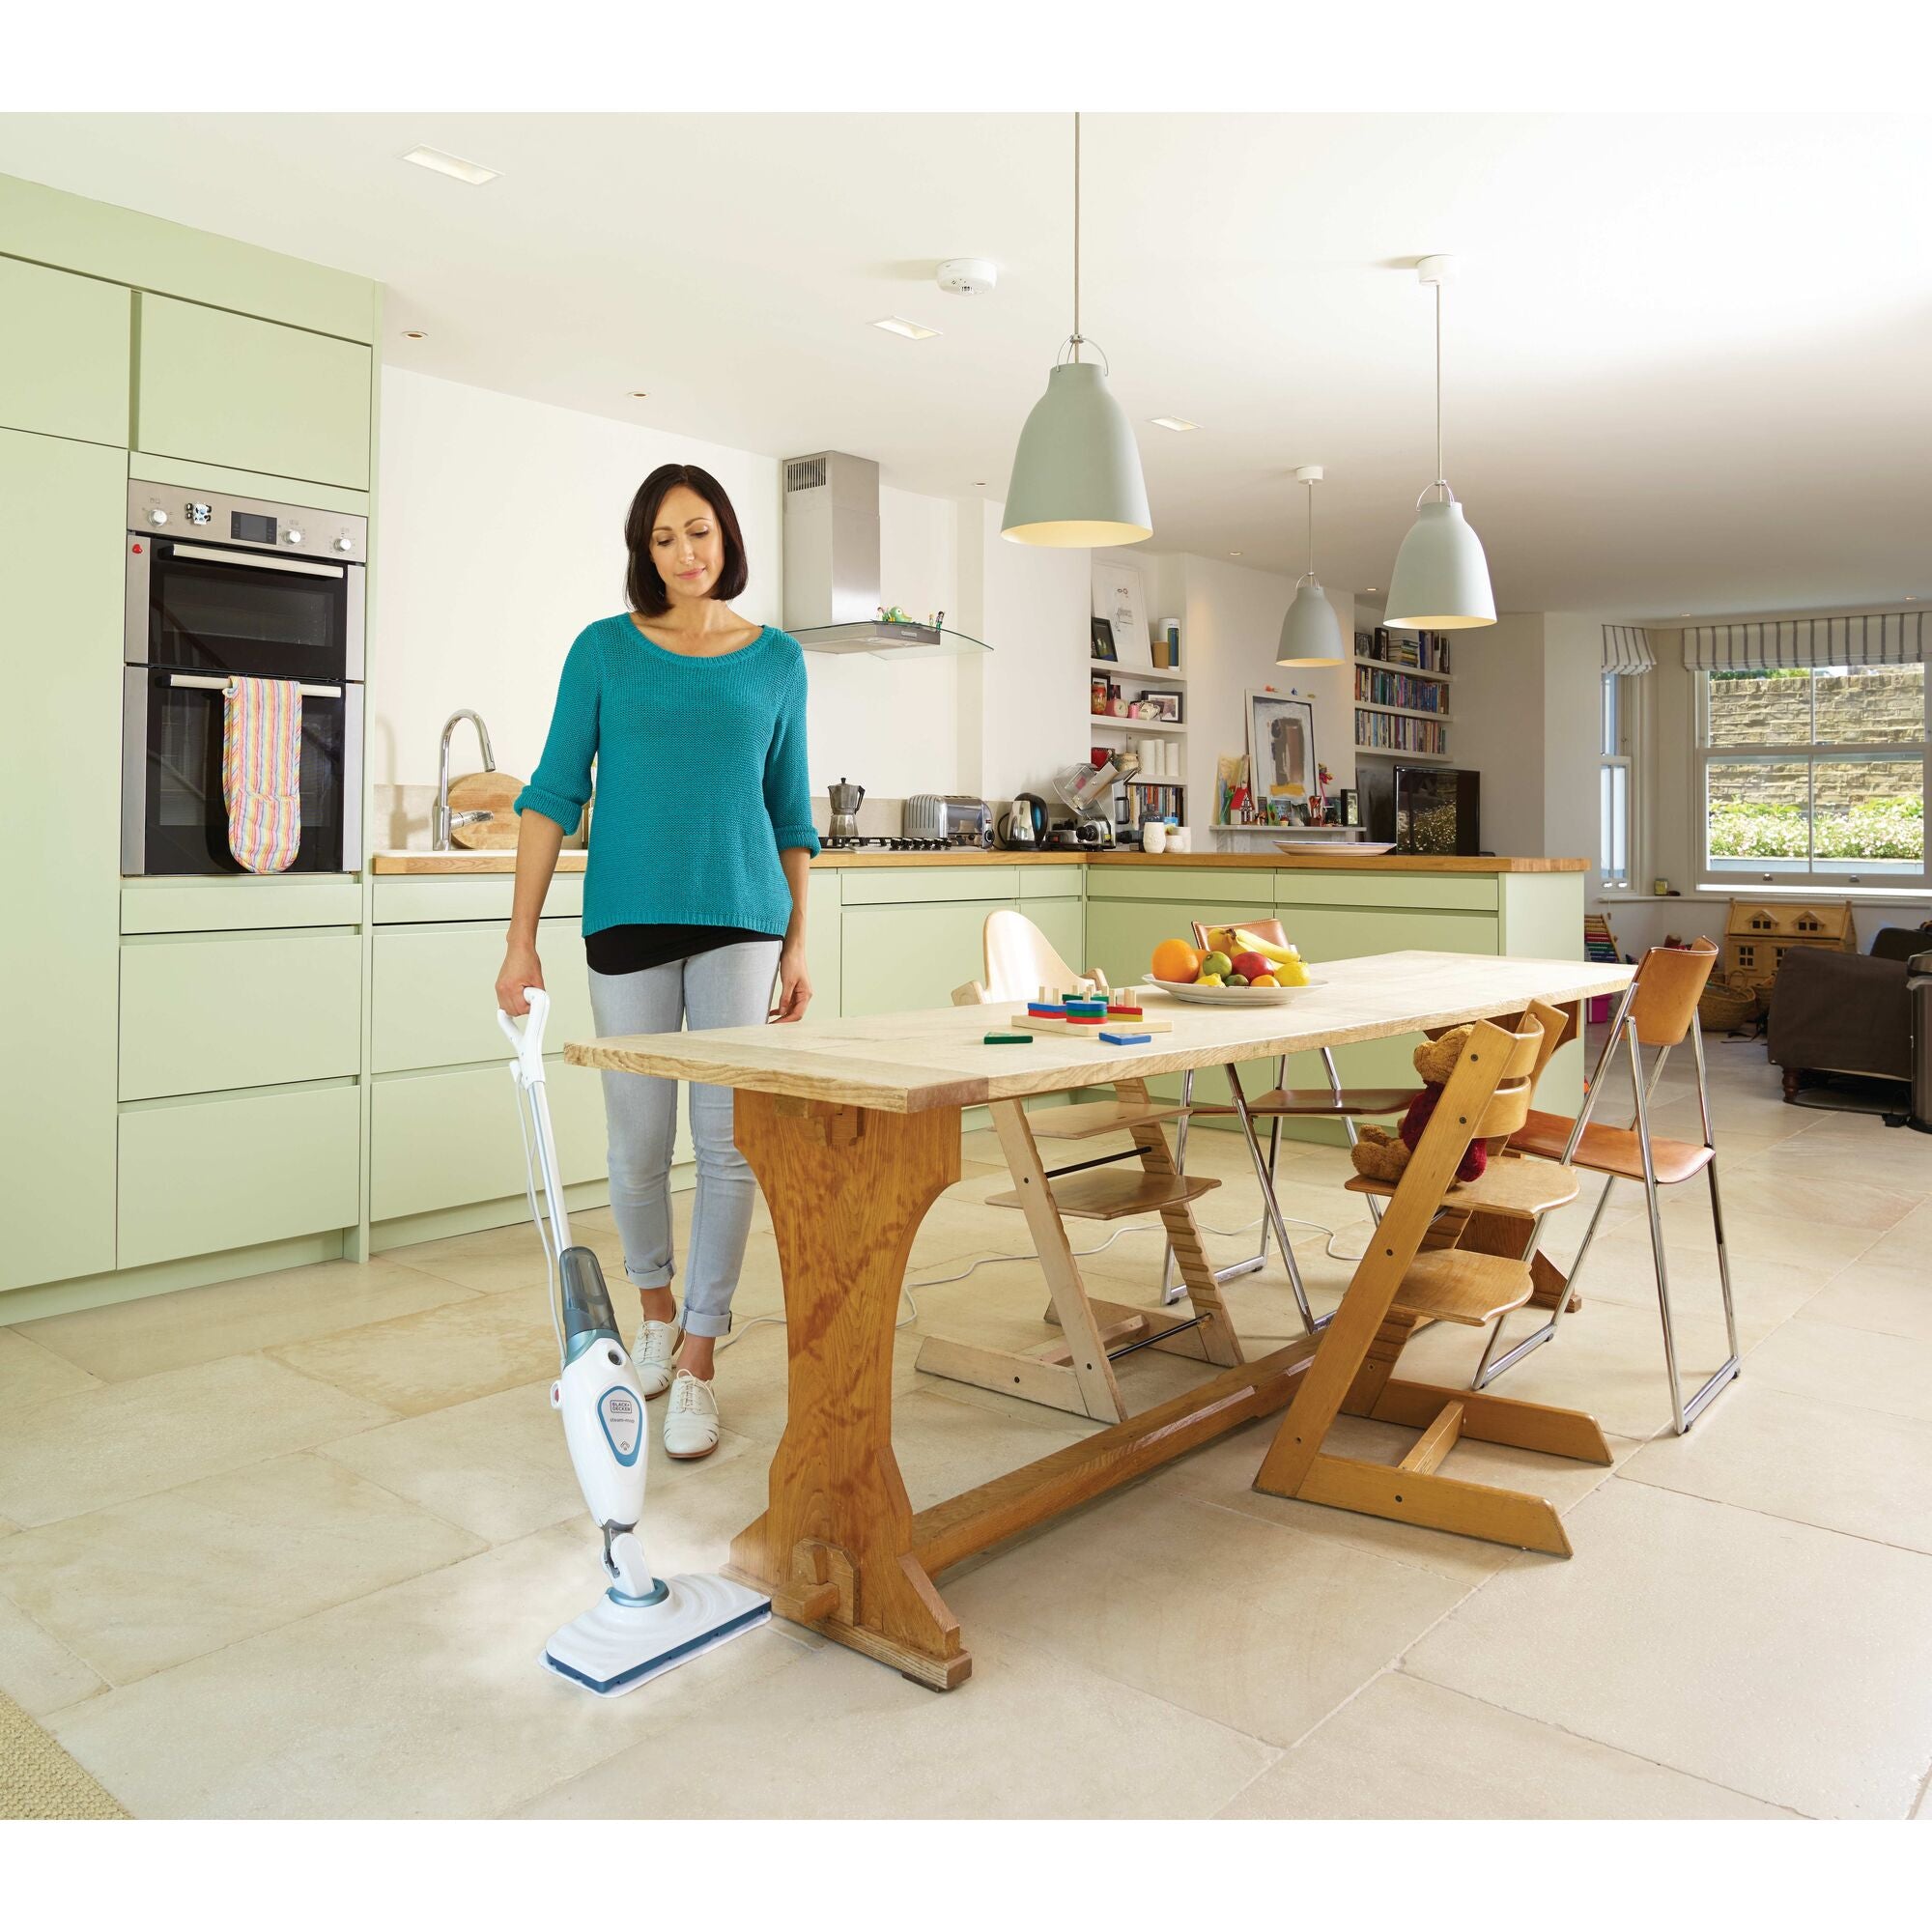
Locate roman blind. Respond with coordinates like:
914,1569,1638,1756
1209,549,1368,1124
1682,610,1925,670
1602,624,1656,673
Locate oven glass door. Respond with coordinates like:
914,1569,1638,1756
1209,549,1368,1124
138,670,348,875
144,538,351,682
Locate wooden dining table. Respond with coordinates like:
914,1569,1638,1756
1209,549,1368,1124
567,949,1633,1690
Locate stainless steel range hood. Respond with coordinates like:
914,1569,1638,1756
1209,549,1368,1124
781,450,987,659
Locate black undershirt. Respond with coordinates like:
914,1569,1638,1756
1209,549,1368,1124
584,923,781,977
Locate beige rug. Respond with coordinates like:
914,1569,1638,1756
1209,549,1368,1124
0,1690,127,1820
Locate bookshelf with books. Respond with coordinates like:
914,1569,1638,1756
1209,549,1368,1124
1353,626,1453,762
1090,619,1188,829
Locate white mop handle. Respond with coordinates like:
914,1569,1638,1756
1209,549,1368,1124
499,989,572,1252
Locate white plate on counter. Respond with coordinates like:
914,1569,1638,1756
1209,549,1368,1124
1274,839,1397,856
1148,977,1325,1007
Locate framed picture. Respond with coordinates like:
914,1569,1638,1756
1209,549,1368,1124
1089,616,1117,662
1245,691,1317,804
1141,687,1183,724
1092,560,1151,668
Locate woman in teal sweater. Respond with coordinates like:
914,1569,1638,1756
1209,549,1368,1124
497,464,818,1460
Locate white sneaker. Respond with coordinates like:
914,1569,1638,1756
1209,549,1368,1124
631,1320,683,1400
663,1370,721,1461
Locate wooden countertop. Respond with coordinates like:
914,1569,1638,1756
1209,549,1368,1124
567,951,1631,1113
371,847,1578,876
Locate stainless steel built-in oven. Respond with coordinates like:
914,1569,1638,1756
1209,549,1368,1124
122,482,365,874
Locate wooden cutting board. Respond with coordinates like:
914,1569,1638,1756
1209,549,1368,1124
446,770,526,849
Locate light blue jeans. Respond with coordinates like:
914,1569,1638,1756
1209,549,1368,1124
587,941,781,1338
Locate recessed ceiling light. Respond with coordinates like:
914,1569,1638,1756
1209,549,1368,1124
1362,586,1378,593
627,390,649,400
401,145,498,185
1229,551,1242,558
872,316,941,340
1150,416,1200,433
401,329,427,341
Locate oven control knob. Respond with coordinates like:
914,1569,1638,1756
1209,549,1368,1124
147,507,169,526
332,534,355,554
283,526,305,546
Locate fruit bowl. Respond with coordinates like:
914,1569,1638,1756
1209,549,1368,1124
1148,976,1324,1008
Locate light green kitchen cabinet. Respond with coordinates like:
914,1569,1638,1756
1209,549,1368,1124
120,931,363,1100
373,918,589,1074
1017,863,1087,900
118,1084,361,1268
135,293,372,489
805,868,840,1016
1027,895,1085,977
371,873,584,924
1277,870,1497,914
839,864,1020,906
2,429,126,1293
841,901,999,1015
370,1058,607,1224
0,256,130,445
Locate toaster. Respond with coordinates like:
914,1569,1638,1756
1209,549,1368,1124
904,794,993,848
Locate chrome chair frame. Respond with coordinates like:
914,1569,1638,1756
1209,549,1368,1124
1470,977,1742,1434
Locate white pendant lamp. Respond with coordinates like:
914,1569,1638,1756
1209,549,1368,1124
1277,464,1346,666
1383,255,1495,630
1002,114,1152,547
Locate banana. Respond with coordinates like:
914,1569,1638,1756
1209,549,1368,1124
1230,927,1302,967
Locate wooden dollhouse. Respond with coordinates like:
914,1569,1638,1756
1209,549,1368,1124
1722,899,1857,992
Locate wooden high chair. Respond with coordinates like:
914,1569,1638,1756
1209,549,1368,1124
924,908,1245,1424
1251,1005,1611,1557
1161,915,1420,1301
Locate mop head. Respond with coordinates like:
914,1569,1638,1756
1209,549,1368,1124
543,1573,771,1697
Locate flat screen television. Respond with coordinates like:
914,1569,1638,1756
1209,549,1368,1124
1356,761,1481,854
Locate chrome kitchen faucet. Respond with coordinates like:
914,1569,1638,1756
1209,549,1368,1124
434,708,497,850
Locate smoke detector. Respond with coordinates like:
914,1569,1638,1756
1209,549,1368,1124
937,258,997,297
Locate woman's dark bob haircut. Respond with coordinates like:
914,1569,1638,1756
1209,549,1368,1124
624,464,750,616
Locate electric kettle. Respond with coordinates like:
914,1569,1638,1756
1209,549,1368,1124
997,792,1048,850
828,777,865,843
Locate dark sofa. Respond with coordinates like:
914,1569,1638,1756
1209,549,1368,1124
1767,925,1926,1098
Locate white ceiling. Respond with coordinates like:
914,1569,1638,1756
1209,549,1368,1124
3,111,1928,618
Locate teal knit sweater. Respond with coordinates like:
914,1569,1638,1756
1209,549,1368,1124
514,615,820,938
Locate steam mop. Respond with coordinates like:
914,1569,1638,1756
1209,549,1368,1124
499,988,770,1695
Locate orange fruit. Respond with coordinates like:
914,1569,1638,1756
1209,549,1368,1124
1250,973,1279,987
1151,937,1202,983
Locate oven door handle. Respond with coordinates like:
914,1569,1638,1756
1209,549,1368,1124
167,672,344,699
164,542,346,581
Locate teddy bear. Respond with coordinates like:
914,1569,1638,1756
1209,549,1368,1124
1349,1024,1489,1187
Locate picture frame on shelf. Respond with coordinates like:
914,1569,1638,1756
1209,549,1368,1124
1090,672,1114,716
1245,690,1317,807
1092,560,1151,668
1141,687,1183,724
1089,616,1117,662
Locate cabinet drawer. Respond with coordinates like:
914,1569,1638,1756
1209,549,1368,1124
122,877,363,933
135,294,371,490
0,258,130,446
1084,864,1272,905
840,865,1019,905
373,918,589,1072
1276,870,1498,913
1018,865,1084,900
370,1058,607,1223
371,873,583,924
120,930,362,1100
119,1084,360,1267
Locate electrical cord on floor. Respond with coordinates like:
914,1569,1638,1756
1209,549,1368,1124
712,1208,1368,1353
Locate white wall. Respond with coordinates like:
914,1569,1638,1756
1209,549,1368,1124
372,368,781,791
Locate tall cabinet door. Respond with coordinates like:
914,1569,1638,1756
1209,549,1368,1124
0,430,127,1290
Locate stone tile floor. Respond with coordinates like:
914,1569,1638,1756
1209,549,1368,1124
3,1032,1929,1817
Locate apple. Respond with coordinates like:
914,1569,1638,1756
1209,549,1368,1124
1199,951,1232,980
1231,951,1271,981
1226,973,1249,987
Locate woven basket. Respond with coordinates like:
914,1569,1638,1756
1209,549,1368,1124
1698,976,1760,1033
